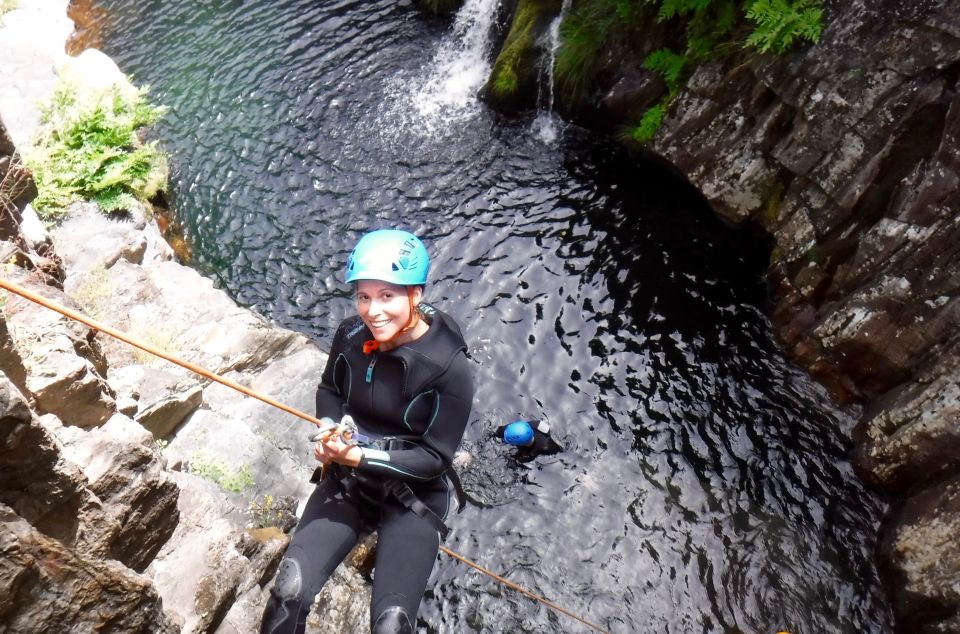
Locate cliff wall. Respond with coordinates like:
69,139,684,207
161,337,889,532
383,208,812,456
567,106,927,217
482,0,959,629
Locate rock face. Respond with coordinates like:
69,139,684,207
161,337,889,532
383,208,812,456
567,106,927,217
485,0,960,628
0,504,178,633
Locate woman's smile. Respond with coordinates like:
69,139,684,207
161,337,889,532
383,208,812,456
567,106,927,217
356,279,420,343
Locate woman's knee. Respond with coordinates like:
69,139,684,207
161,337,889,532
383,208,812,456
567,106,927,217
371,604,414,634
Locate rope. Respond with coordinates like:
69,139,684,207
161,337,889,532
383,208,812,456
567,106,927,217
0,276,609,634
439,545,610,633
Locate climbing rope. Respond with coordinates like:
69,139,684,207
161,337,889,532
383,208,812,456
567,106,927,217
0,276,609,634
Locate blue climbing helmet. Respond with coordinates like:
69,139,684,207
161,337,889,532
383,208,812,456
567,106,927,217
345,229,430,286
503,421,534,446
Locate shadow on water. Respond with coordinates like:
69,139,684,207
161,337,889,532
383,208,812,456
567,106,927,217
92,0,892,631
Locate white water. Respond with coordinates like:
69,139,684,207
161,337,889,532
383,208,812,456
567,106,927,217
533,0,572,145
411,0,500,123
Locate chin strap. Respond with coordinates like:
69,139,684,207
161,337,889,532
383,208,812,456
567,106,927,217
363,287,421,355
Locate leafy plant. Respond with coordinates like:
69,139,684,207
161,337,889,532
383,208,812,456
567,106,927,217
249,494,297,530
189,451,255,493
26,80,168,222
555,1,619,103
745,0,822,53
553,0,824,143
630,103,666,143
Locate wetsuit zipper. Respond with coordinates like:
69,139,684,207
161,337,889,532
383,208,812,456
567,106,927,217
365,354,377,410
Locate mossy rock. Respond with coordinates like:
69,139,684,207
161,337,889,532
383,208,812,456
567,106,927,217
482,0,563,113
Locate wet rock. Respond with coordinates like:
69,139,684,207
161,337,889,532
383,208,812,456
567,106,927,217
483,0,563,113
855,345,960,494
66,0,108,56
0,503,178,634
882,475,960,631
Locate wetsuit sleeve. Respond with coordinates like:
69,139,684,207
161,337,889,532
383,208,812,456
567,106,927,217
315,321,348,420
356,352,473,482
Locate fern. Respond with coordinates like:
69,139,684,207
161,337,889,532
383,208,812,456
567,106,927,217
745,0,823,53
631,105,666,143
27,80,168,221
644,48,687,88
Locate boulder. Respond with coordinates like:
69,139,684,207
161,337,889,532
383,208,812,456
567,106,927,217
51,414,180,572
135,382,203,439
482,0,563,113
0,312,28,396
2,274,116,427
0,377,113,549
882,475,960,631
146,470,289,633
855,343,960,494
0,503,178,634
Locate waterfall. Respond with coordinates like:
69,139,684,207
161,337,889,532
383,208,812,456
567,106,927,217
411,0,500,122
533,0,572,144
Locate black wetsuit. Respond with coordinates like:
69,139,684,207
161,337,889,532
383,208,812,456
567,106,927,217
261,304,473,634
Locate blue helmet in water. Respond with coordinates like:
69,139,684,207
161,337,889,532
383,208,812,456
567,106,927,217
345,229,430,286
503,421,534,447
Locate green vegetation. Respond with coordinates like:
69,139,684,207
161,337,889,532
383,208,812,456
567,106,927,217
26,80,168,222
487,0,542,103
189,451,255,493
555,0,824,142
249,494,286,529
0,0,18,22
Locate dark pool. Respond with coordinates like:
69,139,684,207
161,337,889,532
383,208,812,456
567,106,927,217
95,0,892,631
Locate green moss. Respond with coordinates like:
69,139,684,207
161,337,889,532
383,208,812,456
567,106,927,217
25,79,168,222
765,182,785,225
493,67,520,97
487,0,542,102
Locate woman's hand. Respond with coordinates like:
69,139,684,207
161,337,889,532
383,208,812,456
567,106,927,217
314,434,362,468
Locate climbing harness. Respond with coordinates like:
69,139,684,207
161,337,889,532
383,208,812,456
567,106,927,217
0,276,609,634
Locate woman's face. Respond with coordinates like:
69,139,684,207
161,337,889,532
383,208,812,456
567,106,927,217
356,280,422,342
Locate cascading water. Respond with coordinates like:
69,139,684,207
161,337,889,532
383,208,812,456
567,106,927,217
410,0,500,126
533,0,572,144
96,0,894,631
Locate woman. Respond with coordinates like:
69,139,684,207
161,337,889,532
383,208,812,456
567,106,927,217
261,229,474,634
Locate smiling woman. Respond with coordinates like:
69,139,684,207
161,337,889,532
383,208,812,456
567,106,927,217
262,229,474,634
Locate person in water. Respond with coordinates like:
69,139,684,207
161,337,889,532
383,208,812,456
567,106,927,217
260,229,474,634
498,419,562,462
